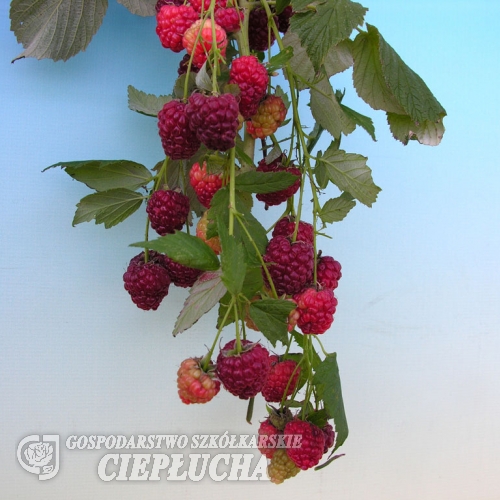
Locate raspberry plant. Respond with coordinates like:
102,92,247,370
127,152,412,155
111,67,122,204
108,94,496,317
10,0,446,482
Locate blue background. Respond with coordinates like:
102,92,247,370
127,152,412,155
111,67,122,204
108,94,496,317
1,1,499,498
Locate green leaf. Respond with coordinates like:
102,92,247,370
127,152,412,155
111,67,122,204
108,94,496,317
317,144,381,207
313,354,348,452
235,171,299,194
73,188,144,228
173,73,197,99
173,271,227,336
128,86,171,117
116,0,156,16
290,0,367,72
131,231,220,271
387,113,445,146
275,0,291,14
47,159,153,191
267,46,294,73
340,104,376,141
290,331,322,368
319,192,356,224
248,299,296,347
195,62,213,92
10,0,108,62
324,39,354,77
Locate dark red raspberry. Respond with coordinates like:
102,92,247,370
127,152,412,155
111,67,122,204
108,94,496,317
292,287,338,334
272,216,314,244
177,53,200,76
263,235,314,296
189,161,223,208
214,7,243,33
123,251,171,311
158,100,200,160
216,339,271,399
322,423,336,453
261,355,301,402
164,255,203,287
229,55,269,119
189,0,227,13
156,5,199,53
156,0,183,12
284,419,326,470
258,418,281,459
182,19,227,68
248,8,276,51
177,357,220,404
186,93,240,152
146,189,190,236
246,94,287,139
317,255,342,290
276,5,293,33
255,155,301,206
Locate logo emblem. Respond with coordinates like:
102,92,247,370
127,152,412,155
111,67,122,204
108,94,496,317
17,435,60,480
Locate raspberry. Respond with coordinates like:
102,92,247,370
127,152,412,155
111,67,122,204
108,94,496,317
196,212,222,254
214,7,243,33
177,357,221,404
322,423,336,453
292,287,338,334
276,5,293,33
263,235,314,296
267,449,301,484
123,251,171,311
189,161,223,208
216,339,271,399
156,5,199,53
182,19,227,68
155,0,183,12
186,93,240,151
317,255,342,290
272,216,314,244
164,256,203,287
261,355,301,403
229,55,269,119
158,100,200,160
257,418,281,459
246,95,287,139
189,0,227,13
284,419,326,470
255,154,301,206
146,189,190,236
177,53,200,76
248,8,276,52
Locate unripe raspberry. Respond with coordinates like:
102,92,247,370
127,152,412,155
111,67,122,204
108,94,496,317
248,8,276,51
214,7,243,33
284,419,326,470
196,212,222,254
189,161,223,208
272,216,314,244
267,449,301,484
146,189,190,236
317,255,342,290
164,256,203,288
216,339,271,399
257,418,281,459
246,95,287,139
292,287,338,334
229,55,269,119
182,19,227,68
261,355,301,402
156,5,199,53
177,357,221,404
158,100,200,160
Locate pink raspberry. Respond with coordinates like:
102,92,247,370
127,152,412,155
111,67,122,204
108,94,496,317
263,235,314,295
272,216,314,244
146,189,190,236
317,255,342,290
189,0,227,13
156,5,199,53
187,93,240,151
257,418,281,459
284,419,326,470
158,100,200,160
229,55,269,119
292,287,338,334
123,251,171,311
164,256,203,288
248,8,276,51
182,19,227,68
255,154,301,206
189,161,223,208
177,357,221,404
246,95,287,139
216,339,271,399
214,7,243,33
261,355,301,402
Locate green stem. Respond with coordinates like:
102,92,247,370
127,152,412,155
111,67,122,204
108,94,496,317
246,397,255,424
228,147,236,236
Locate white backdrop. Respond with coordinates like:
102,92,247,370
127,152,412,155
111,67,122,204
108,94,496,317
1,1,499,498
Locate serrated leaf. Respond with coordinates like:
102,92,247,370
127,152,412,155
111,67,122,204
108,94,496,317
324,39,354,77
313,354,348,452
317,144,381,207
173,72,197,99
131,231,220,271
290,0,367,72
267,46,294,73
387,113,445,146
173,270,227,335
128,86,171,117
248,299,296,347
319,192,356,223
340,104,376,141
116,0,156,16
10,0,108,62
47,159,153,191
73,188,144,228
235,171,299,194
